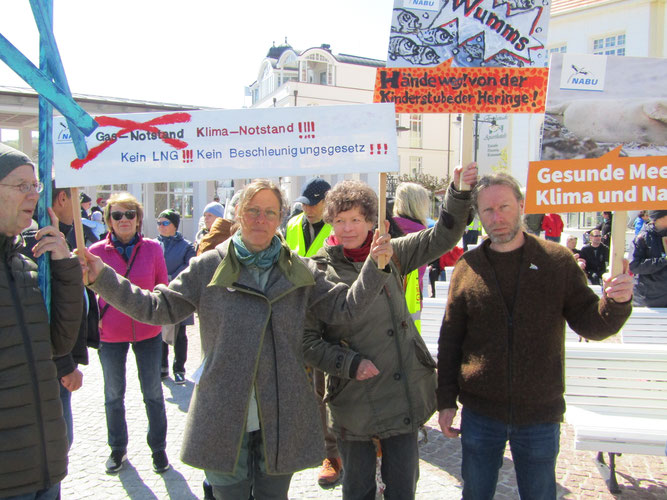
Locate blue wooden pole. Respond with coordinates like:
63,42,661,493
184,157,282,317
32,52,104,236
30,0,89,160
36,0,53,314
1,1,98,305
0,35,97,135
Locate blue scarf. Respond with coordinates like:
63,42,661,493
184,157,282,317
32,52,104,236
232,232,282,270
111,233,139,262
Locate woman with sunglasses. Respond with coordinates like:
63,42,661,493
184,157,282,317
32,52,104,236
88,192,171,474
79,179,393,500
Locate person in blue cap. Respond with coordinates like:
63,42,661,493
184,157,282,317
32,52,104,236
284,177,343,487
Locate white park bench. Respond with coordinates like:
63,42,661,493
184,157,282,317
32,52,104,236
564,342,667,493
620,307,667,344
420,298,447,357
434,280,450,300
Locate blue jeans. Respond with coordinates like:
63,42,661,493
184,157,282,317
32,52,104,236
337,431,419,500
98,334,167,453
0,483,60,500
461,408,560,500
59,383,73,449
545,235,561,243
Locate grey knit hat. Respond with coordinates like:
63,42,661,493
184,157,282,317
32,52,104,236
0,143,34,181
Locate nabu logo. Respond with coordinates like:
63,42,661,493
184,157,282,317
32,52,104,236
567,65,598,86
56,122,72,143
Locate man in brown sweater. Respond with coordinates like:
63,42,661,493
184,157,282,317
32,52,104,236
436,172,633,499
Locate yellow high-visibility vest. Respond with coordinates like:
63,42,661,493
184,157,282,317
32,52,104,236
467,218,481,231
285,213,332,257
404,269,422,333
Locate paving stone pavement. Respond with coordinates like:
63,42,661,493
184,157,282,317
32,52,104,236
62,320,666,499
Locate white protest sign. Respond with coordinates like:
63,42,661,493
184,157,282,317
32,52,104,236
53,104,398,187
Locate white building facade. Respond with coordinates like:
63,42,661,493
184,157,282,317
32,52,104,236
247,41,460,200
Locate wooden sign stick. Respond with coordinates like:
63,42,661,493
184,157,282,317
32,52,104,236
609,210,627,277
459,114,474,191
378,172,388,269
69,187,88,282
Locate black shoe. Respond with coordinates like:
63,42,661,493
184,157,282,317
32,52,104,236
105,450,127,473
174,372,186,385
203,479,216,500
152,450,170,473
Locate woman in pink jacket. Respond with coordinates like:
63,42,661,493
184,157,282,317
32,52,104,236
89,192,170,475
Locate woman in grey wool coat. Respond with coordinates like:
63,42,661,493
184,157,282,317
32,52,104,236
79,178,394,500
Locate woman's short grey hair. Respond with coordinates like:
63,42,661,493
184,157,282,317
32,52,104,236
323,180,378,225
471,173,524,211
393,182,430,226
236,179,287,218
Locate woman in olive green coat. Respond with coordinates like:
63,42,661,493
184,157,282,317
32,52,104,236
303,164,476,500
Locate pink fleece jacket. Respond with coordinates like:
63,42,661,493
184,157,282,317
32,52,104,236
89,234,168,343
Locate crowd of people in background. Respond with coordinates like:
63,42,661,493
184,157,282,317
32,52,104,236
1,138,663,500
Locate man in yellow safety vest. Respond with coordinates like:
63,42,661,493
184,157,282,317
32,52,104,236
285,178,342,487
285,178,332,257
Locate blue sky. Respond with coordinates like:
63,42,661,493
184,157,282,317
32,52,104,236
0,0,393,109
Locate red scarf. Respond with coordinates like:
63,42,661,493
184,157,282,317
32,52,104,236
327,231,373,262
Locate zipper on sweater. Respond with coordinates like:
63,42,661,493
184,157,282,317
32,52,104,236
488,247,525,427
507,315,513,425
5,259,52,489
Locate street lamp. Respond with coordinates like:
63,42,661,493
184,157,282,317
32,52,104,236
473,114,500,162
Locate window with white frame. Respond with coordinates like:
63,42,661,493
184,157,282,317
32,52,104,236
409,114,422,148
409,156,422,175
300,52,334,85
153,182,194,219
97,184,129,202
592,34,625,56
548,45,567,54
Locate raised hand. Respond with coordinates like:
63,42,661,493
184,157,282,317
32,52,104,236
32,207,70,260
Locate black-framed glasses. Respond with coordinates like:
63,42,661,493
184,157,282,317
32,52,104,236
0,181,44,194
157,220,171,226
590,234,602,237
111,210,137,221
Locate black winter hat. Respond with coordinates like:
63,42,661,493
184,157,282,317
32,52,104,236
158,209,181,229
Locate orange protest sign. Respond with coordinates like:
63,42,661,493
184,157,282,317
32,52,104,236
373,59,548,114
525,146,667,214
